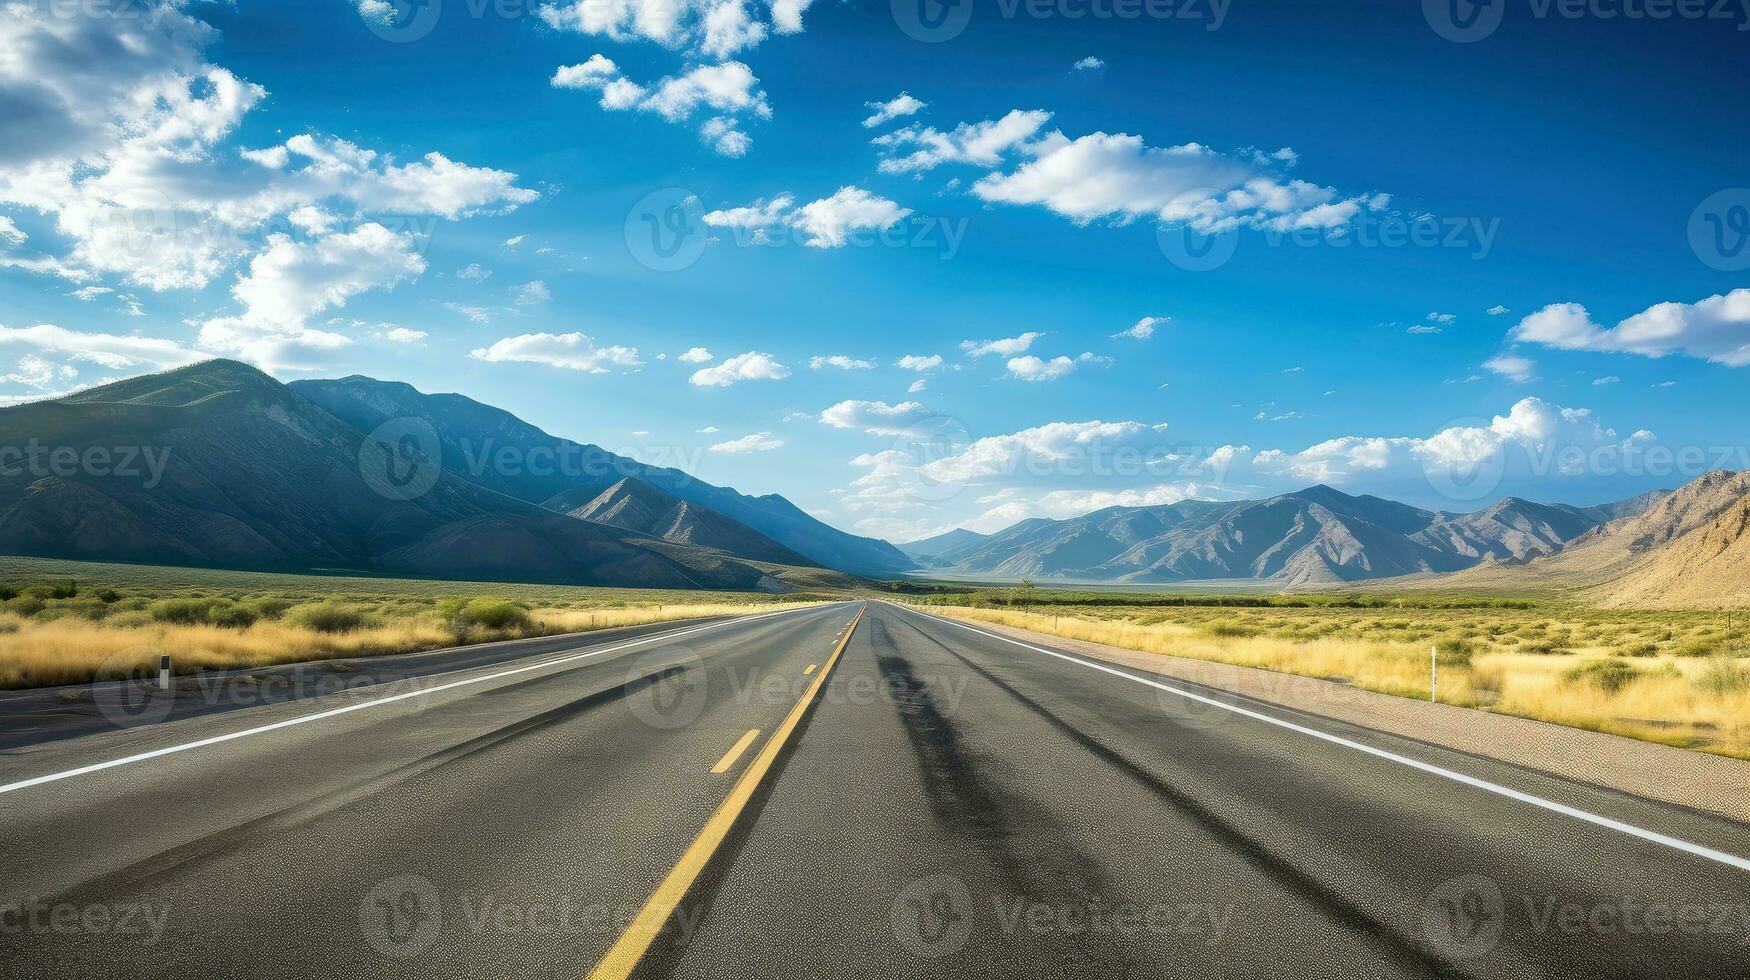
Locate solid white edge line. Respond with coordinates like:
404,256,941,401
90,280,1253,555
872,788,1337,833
891,602,1750,874
0,602,845,798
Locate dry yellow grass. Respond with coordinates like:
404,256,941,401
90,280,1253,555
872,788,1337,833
919,604,1750,759
0,602,820,689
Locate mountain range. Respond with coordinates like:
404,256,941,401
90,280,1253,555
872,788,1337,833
0,360,878,591
903,485,1673,587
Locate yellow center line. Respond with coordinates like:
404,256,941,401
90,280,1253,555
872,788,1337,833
803,663,817,676
709,729,762,774
587,603,866,980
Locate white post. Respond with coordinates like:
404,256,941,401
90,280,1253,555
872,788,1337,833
1430,645,1437,703
158,654,171,692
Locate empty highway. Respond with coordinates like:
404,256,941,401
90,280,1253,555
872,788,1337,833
2,600,1745,979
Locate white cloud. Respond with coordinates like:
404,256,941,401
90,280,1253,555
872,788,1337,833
711,431,784,453
895,354,944,372
457,263,492,280
862,93,926,129
919,419,1172,485
1592,375,1620,386
514,280,551,306
931,124,1386,235
1073,56,1105,71
696,425,719,434
551,57,770,155
1483,353,1535,382
0,216,24,247
1112,316,1164,340
810,354,875,370
875,110,1053,174
1006,354,1076,382
960,333,1041,358
1511,290,1750,367
1487,305,1510,316
469,332,644,372
689,350,789,386
376,326,427,344
0,324,201,371
68,286,112,302
197,223,426,371
678,346,714,363
536,0,807,54
819,399,934,435
447,303,492,324
704,186,910,248
907,378,927,393
0,4,535,295
1427,311,1457,324
1407,324,1442,335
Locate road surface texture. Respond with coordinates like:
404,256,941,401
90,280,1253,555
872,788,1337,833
2,600,1745,979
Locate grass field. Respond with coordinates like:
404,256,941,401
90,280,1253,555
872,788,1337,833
0,557,835,689
900,587,1750,759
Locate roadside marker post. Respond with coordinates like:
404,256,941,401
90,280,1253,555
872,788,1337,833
1429,645,1437,703
158,654,172,691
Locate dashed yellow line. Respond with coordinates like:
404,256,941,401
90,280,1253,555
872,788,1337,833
587,604,866,980
803,663,817,676
709,729,761,774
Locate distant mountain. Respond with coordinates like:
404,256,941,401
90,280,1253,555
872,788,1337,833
290,375,915,574
1441,471,1747,607
0,361,800,591
926,485,1668,586
568,477,815,566
897,528,988,560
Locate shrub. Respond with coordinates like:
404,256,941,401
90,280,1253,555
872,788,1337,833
205,600,260,629
1619,642,1660,658
0,584,16,602
247,598,295,621
1434,638,1474,668
0,615,19,635
150,598,214,625
1696,657,1750,695
459,598,531,631
6,596,45,618
1675,638,1718,658
95,588,122,603
1204,622,1257,638
103,610,155,629
285,602,369,633
1566,659,1640,693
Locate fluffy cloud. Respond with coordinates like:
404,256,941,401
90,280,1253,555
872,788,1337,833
819,399,934,435
196,223,427,370
1073,56,1105,70
704,187,910,247
376,326,427,344
960,333,1041,358
550,57,770,156
875,110,1053,174
1112,316,1163,340
1483,353,1535,382
689,350,789,386
678,346,714,363
810,354,875,370
457,263,492,280
470,332,644,372
863,93,926,129
1007,355,1076,382
711,431,784,453
514,280,551,306
0,3,536,296
917,419,1174,487
536,0,807,55
895,354,944,372
1510,290,1750,367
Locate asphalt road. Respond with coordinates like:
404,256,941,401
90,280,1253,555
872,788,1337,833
2,600,1746,979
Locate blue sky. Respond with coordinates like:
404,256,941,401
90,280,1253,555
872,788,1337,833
1,0,1747,542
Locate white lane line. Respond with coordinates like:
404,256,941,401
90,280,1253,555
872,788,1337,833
894,603,1750,874
0,603,843,798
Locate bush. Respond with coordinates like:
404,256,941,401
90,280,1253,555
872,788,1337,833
0,614,19,634
1697,657,1750,695
248,598,296,621
104,610,155,629
459,598,531,631
1434,638,1474,668
285,602,369,633
6,596,45,618
150,598,214,625
1675,638,1718,658
0,584,16,602
1619,642,1661,658
205,600,260,629
1566,659,1640,693
95,588,122,603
